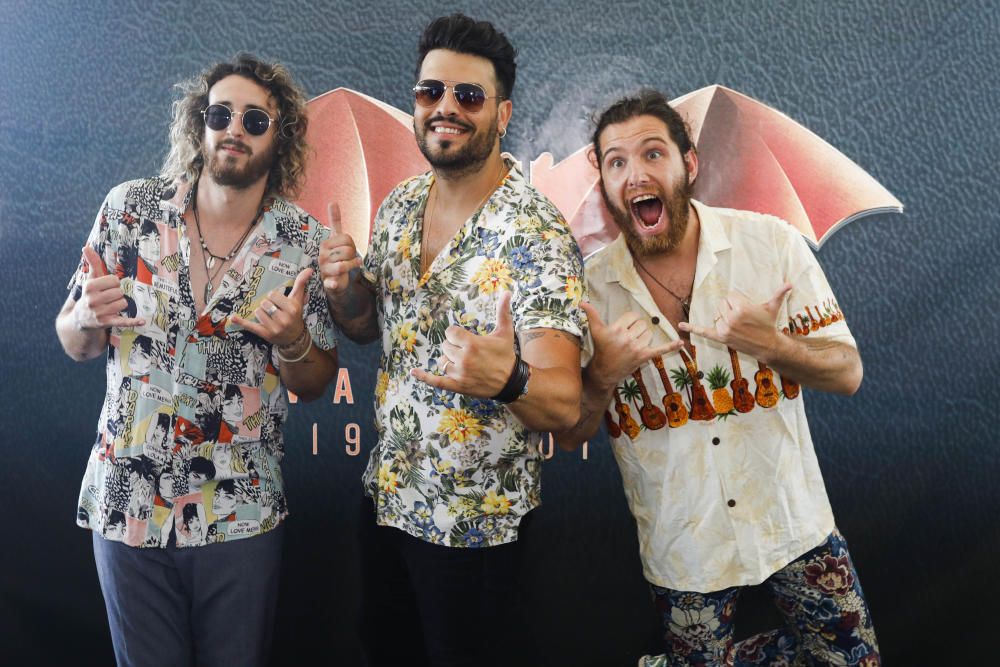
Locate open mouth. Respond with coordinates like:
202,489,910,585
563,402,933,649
630,194,664,229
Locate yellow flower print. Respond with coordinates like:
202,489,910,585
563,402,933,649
542,229,559,240
378,463,399,494
471,259,513,295
481,489,511,515
393,321,417,353
564,275,584,305
417,306,433,333
375,370,389,406
397,234,412,260
437,408,484,443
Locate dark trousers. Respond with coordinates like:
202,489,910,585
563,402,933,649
92,525,284,667
357,497,538,667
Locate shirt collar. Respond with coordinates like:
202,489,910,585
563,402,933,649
598,200,731,281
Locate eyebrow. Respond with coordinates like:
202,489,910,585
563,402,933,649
603,136,670,158
213,100,273,113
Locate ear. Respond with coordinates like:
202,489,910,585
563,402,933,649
587,145,599,170
683,148,699,184
498,98,513,134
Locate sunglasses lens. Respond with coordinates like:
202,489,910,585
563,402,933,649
203,105,231,131
242,109,271,136
414,80,446,107
454,84,487,112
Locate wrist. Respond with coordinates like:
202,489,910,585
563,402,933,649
756,331,787,367
493,355,531,404
278,325,309,354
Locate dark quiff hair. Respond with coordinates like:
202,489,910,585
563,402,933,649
161,53,309,198
416,14,517,99
591,88,695,165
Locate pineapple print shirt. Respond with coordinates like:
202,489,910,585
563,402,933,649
360,156,586,548
583,200,856,592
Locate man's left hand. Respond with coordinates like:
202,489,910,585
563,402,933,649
411,291,518,398
678,283,792,362
231,268,313,346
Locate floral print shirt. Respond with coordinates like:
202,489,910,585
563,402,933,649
583,200,856,591
69,177,337,548
361,156,585,548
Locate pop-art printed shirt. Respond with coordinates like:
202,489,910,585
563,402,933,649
361,156,585,548
69,177,337,548
583,200,856,592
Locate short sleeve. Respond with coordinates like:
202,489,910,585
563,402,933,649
361,197,390,289
782,226,856,348
67,189,119,300
303,222,339,351
511,206,587,341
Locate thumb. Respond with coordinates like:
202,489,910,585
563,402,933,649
492,290,514,338
327,202,342,234
766,282,793,314
82,245,107,277
580,301,605,334
290,268,313,303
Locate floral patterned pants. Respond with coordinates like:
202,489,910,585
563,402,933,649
641,530,880,667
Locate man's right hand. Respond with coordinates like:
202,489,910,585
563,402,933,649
581,302,681,389
74,246,145,330
319,202,363,298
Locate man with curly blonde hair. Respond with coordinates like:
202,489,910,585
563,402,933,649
56,54,339,667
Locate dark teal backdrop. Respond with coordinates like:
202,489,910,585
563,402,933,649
1,1,997,664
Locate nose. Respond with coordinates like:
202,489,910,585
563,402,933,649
626,161,649,187
226,111,245,138
433,86,462,117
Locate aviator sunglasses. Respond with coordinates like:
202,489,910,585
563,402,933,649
201,104,277,136
412,79,503,113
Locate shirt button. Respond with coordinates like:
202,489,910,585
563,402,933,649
651,316,660,325
727,499,736,508
712,437,720,445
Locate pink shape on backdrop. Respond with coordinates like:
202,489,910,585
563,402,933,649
296,85,902,257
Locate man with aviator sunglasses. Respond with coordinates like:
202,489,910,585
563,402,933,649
320,13,585,667
55,54,339,667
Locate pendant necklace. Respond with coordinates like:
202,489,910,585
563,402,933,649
634,256,692,319
420,160,508,279
191,183,263,304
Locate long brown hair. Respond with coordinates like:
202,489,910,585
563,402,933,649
161,53,309,198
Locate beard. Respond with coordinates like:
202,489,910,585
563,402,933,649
204,139,276,190
414,114,497,178
601,172,692,257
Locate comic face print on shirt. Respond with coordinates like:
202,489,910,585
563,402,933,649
69,178,338,548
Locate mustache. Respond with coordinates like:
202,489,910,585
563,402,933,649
218,140,251,154
423,115,474,132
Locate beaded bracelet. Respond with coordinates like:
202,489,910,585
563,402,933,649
276,334,313,363
492,356,531,404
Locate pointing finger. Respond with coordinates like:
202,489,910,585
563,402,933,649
492,291,514,338
82,246,107,277
290,268,313,303
580,302,605,333
327,202,342,234
767,282,794,313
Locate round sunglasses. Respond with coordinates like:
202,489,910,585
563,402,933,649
412,79,503,113
201,104,277,136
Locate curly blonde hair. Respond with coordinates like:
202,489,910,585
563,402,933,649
161,53,309,198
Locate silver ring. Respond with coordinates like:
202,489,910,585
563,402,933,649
265,304,278,316
440,358,452,374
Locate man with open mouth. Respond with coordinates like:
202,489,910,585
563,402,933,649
556,89,880,666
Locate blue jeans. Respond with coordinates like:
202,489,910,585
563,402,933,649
645,529,880,666
92,525,284,667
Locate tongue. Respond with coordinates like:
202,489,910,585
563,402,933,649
635,199,662,227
